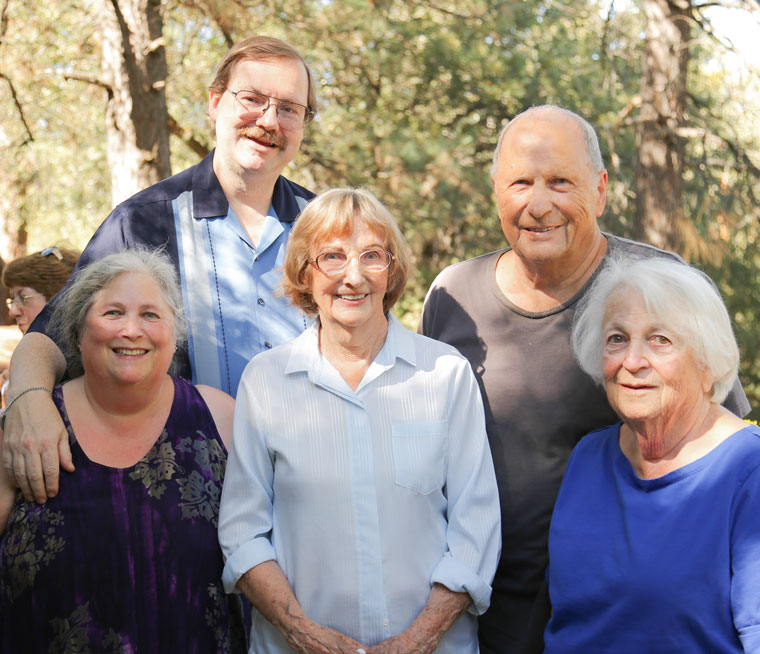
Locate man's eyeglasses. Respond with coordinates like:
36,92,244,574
310,250,394,276
5,292,44,310
226,88,314,127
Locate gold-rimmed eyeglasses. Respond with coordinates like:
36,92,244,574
310,250,394,277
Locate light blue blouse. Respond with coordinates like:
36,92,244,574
219,315,501,653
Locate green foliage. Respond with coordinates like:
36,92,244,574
1,0,109,249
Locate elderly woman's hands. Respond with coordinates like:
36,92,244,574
367,633,433,654
284,621,367,654
366,584,471,654
237,560,369,654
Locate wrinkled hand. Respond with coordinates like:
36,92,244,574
2,390,72,503
285,620,368,654
367,632,437,654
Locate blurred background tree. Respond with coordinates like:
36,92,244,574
1,0,759,411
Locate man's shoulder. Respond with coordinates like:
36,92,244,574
430,249,505,292
605,233,684,262
114,161,200,214
101,162,203,234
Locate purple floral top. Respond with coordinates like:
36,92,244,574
0,376,242,653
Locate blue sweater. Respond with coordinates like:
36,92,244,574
545,422,760,653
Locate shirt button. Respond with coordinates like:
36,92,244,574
264,341,272,349
383,619,390,627
257,297,265,306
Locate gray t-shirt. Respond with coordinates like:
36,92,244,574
420,233,750,653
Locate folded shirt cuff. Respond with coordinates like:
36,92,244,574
430,552,493,615
221,538,276,594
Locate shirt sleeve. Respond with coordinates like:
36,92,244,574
429,355,501,615
731,462,760,652
217,366,277,593
418,273,443,338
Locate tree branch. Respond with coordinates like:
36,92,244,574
167,114,211,159
61,69,112,90
686,91,760,178
0,72,33,144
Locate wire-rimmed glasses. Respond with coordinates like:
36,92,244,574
226,88,314,127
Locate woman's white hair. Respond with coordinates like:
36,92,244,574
572,254,740,404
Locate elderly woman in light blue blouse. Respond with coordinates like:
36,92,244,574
218,187,501,654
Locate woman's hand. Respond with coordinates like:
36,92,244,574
367,632,436,654
237,560,368,654
284,620,367,654
367,584,471,654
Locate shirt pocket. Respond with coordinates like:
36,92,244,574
391,421,447,495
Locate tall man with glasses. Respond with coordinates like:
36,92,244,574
3,36,318,503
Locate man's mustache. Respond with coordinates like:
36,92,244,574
238,126,285,149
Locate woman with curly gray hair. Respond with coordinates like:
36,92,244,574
544,255,760,653
0,249,242,652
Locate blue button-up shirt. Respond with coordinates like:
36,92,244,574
31,151,314,396
174,200,309,395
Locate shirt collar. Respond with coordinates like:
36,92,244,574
191,150,228,219
191,148,301,223
284,313,416,377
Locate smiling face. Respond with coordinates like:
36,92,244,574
7,285,47,334
209,57,309,184
492,112,607,275
79,272,176,388
601,291,711,432
309,220,389,335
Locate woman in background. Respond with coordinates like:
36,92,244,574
1,246,80,402
2,246,79,334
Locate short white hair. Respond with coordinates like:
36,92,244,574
491,105,605,179
572,254,740,404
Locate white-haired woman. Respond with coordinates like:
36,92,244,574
0,250,241,652
543,255,760,653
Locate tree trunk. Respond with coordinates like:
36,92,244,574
100,0,171,206
634,0,690,253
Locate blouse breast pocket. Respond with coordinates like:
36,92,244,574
391,421,447,495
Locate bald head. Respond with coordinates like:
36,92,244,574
491,105,605,180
